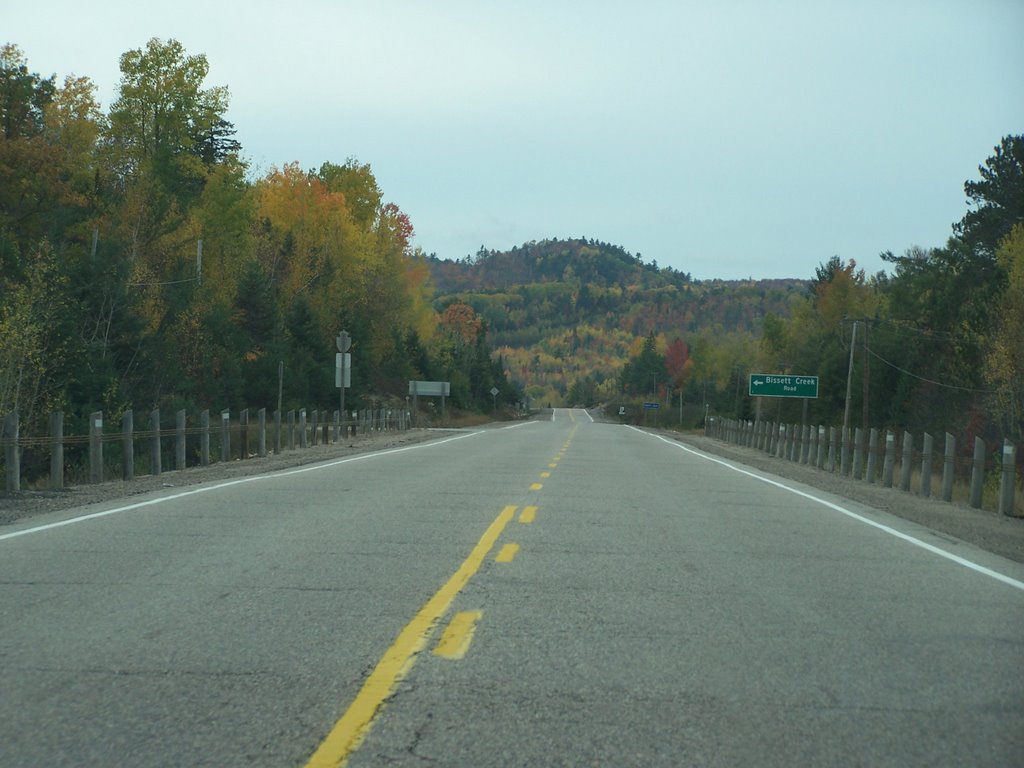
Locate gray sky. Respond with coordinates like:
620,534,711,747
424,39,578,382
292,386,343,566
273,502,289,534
6,0,1023,279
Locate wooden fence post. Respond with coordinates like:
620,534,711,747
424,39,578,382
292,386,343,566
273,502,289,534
287,410,295,450
176,409,186,470
240,408,249,459
50,411,64,490
274,409,282,455
941,433,955,502
853,428,864,480
970,436,985,509
866,428,879,484
221,410,230,463
900,431,913,492
827,427,837,472
334,410,340,443
840,427,851,476
3,412,19,492
882,430,896,487
258,408,267,458
200,409,210,466
299,409,307,448
122,410,134,481
999,440,1016,516
89,411,103,483
150,408,161,476
921,432,934,498
816,426,826,468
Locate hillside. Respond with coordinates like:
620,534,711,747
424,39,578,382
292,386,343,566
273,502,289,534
427,238,807,406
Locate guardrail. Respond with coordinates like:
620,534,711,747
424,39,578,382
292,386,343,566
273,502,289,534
705,416,1020,517
1,406,410,493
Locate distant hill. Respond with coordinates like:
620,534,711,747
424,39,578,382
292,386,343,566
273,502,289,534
426,238,807,405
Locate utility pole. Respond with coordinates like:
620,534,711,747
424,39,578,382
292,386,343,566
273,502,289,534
861,318,869,431
842,320,857,439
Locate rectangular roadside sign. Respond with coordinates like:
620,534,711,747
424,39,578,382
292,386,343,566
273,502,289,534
748,373,819,399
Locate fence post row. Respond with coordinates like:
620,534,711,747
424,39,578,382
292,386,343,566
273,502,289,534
700,411,1024,518
2,401,411,493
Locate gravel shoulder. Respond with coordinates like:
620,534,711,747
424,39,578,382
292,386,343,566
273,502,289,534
668,430,1024,565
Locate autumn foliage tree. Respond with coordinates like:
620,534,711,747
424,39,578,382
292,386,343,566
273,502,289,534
0,38,520,456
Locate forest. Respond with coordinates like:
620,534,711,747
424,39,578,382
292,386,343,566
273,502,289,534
432,136,1023,446
2,37,1022,460
0,39,521,450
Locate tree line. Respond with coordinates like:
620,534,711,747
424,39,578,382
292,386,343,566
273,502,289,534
0,39,521,444
616,135,1024,442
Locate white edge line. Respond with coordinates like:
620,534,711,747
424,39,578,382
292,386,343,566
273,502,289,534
626,426,1024,593
0,431,483,542
500,421,538,430
584,409,595,423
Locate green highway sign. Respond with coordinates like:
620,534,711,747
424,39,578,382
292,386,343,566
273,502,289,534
749,373,819,399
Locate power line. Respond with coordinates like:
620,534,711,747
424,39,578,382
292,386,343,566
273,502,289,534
127,276,199,287
864,344,998,394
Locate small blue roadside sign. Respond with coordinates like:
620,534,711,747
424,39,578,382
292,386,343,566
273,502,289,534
643,402,660,409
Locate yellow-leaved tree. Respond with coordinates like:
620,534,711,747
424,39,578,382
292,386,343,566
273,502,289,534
985,225,1024,440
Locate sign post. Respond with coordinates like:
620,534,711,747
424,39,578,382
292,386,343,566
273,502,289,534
336,331,351,435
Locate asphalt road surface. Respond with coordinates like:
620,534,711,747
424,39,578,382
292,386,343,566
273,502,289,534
2,410,1022,767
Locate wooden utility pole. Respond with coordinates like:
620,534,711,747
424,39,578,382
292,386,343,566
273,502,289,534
842,320,857,441
861,318,870,431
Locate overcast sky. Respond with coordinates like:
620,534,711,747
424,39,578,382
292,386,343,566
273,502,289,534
6,1,1023,279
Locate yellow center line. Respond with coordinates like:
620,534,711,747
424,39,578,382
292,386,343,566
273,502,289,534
530,482,543,490
548,462,558,468
540,471,551,478
495,542,520,562
433,611,484,660
303,504,518,768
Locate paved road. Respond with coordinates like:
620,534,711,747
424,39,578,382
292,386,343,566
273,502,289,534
1,410,1022,767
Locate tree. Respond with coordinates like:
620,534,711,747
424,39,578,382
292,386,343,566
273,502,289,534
984,225,1024,440
0,44,55,139
664,337,691,391
106,38,228,177
955,135,1024,260
619,331,665,396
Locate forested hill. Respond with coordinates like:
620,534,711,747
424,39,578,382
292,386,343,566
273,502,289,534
427,238,808,405
428,239,691,292
428,237,806,340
